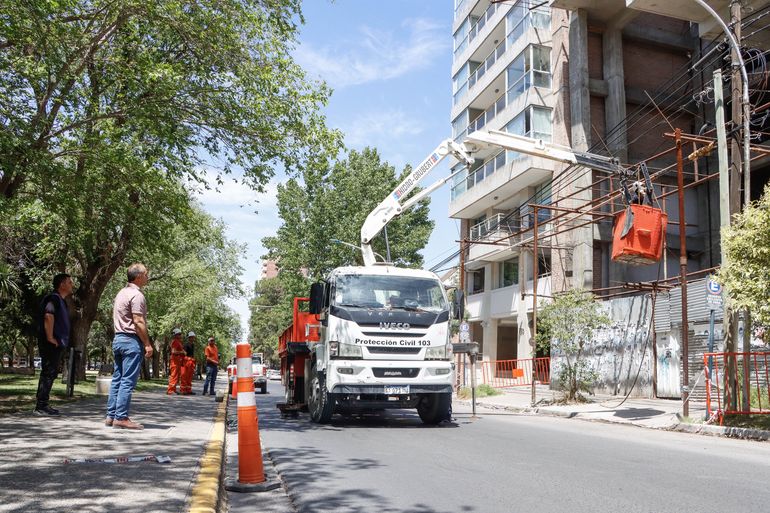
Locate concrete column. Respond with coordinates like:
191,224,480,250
568,9,593,290
603,28,627,164
517,249,533,358
550,8,571,294
483,318,499,362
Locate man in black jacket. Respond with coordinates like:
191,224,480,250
35,273,74,415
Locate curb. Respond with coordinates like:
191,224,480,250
670,421,770,441
458,398,770,441
188,394,228,513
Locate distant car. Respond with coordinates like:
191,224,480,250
227,355,268,394
267,369,281,381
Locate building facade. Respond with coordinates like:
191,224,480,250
449,0,769,383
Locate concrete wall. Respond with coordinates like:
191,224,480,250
551,294,654,398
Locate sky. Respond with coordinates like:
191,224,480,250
198,0,460,339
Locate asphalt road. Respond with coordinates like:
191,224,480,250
247,381,770,513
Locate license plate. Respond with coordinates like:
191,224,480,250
384,385,409,395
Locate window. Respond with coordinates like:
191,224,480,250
537,254,551,278
333,275,449,312
535,181,552,223
506,45,551,104
504,106,553,162
498,258,519,288
452,110,469,140
454,18,469,56
470,269,485,294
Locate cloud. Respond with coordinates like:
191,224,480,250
296,18,450,88
341,109,425,149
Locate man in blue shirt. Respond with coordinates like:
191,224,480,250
35,273,73,416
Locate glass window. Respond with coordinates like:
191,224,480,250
452,110,468,139
333,274,448,312
471,269,485,294
531,106,552,140
537,254,551,278
498,258,519,288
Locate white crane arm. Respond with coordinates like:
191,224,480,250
463,130,623,175
360,139,474,266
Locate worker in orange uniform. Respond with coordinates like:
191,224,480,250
180,331,197,395
166,328,186,395
202,336,219,395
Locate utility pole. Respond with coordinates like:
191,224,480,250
724,0,744,409
676,129,690,418
531,205,539,407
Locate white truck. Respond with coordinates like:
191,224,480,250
289,140,474,424
228,352,268,394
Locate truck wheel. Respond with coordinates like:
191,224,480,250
308,364,334,424
417,393,451,425
260,383,267,394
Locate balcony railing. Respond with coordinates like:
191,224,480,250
468,38,507,91
470,213,520,241
469,2,498,44
467,91,507,136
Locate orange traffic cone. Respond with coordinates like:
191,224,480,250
235,343,264,484
231,370,237,401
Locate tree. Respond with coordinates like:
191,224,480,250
0,0,340,200
536,289,610,401
718,183,770,326
248,273,309,367
263,148,434,280
1,0,339,376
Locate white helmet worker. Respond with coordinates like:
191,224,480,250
187,331,196,338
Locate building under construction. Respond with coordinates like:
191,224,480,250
446,0,770,400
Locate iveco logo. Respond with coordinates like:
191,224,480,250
379,322,410,330
383,371,402,376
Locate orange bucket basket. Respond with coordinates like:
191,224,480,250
611,204,668,265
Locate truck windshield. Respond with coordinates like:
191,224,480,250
334,275,448,312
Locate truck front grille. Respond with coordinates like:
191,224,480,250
366,347,421,355
372,368,420,378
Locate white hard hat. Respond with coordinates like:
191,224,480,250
187,331,196,338
172,328,182,336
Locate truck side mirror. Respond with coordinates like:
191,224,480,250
309,282,324,314
453,289,465,320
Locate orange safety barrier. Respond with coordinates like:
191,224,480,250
474,357,550,388
235,343,265,484
704,351,770,424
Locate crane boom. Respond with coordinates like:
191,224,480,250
359,130,626,267
360,139,474,266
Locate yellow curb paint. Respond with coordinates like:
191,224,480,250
189,398,227,513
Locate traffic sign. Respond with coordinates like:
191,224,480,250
459,330,470,342
706,277,723,311
459,322,470,333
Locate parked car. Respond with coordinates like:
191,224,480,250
267,369,281,381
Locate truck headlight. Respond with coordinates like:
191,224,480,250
425,344,449,360
329,341,362,359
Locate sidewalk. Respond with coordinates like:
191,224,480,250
460,386,698,429
0,385,225,513
459,386,770,440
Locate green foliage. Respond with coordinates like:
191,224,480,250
537,289,610,401
248,273,311,367
263,148,434,280
718,183,770,325
0,0,338,375
0,0,341,199
457,384,502,399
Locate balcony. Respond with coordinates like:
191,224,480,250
465,276,552,320
451,12,550,120
469,213,521,262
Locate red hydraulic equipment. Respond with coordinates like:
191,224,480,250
611,163,667,265
276,297,320,417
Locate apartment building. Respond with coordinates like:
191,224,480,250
449,0,768,367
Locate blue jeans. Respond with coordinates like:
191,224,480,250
203,364,218,394
106,334,143,420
